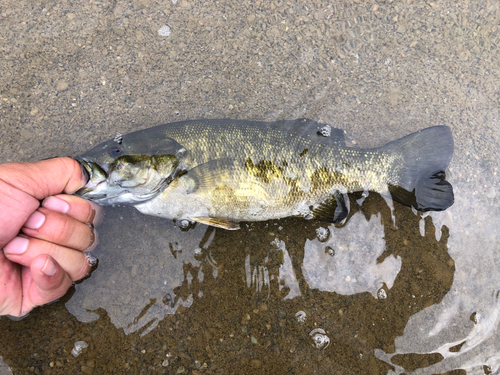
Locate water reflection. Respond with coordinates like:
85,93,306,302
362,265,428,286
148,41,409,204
60,190,455,373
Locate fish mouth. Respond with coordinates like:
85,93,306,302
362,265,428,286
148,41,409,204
75,157,110,197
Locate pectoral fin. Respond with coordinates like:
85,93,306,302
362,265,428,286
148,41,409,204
312,191,350,223
193,216,241,230
184,159,238,194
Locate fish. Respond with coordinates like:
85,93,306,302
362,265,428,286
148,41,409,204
75,119,454,230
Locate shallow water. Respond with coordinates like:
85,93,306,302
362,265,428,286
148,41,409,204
1,0,500,374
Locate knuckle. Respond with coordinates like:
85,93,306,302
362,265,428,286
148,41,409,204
45,240,63,259
52,217,73,245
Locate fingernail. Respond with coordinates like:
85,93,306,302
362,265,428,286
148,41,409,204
4,237,29,255
42,196,70,214
24,211,46,230
41,257,57,276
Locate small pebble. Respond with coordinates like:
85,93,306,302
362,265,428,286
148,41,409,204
295,311,306,323
56,81,69,92
486,187,496,199
250,359,262,368
71,341,88,357
325,246,335,256
316,227,330,242
158,25,172,37
377,289,387,299
318,125,332,137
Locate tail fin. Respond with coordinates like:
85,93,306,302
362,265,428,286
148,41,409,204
383,126,454,211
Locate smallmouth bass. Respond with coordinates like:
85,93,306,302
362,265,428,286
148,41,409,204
75,119,454,230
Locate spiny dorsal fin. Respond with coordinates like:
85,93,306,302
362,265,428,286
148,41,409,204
193,216,240,230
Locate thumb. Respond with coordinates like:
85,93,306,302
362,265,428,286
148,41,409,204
0,157,88,199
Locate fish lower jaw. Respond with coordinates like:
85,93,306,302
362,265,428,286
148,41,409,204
84,180,100,189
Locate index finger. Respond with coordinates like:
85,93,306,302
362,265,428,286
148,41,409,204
42,195,103,226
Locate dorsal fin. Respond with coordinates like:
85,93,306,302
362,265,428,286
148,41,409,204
142,118,346,149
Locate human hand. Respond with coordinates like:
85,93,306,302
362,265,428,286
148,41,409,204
0,157,101,317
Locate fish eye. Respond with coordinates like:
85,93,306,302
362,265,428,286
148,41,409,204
108,146,124,158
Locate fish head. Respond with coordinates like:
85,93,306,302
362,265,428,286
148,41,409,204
75,129,186,205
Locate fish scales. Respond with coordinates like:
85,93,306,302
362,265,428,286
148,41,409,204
158,120,393,190
151,121,391,214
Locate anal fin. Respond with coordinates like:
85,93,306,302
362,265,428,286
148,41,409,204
312,191,349,223
193,216,241,230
